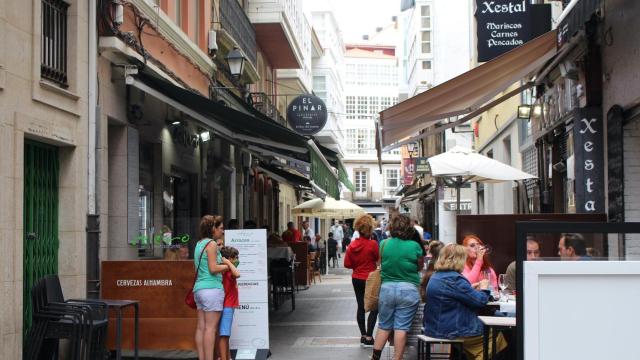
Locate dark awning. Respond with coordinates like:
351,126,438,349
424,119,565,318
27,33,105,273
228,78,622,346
131,71,341,198
557,0,601,47
256,163,310,189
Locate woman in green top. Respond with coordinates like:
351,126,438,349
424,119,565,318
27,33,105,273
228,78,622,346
371,214,424,360
194,215,233,360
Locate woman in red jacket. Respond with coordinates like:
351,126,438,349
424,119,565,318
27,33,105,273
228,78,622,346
344,214,380,347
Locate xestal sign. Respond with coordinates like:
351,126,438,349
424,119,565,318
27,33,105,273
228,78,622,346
475,0,551,62
573,107,604,213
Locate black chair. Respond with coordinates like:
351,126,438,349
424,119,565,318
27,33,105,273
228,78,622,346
25,275,109,360
270,258,295,311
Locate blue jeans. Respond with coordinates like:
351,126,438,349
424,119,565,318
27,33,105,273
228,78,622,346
377,282,420,331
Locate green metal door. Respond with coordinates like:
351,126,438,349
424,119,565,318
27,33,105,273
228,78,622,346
23,141,59,340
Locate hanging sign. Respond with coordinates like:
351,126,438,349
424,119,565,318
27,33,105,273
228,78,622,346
573,107,604,214
415,157,430,174
475,0,551,62
287,95,328,136
402,158,416,185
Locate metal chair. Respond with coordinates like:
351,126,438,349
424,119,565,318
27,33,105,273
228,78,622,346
25,275,109,359
270,258,296,311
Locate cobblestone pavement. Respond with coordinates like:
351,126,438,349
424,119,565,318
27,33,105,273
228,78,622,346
121,257,399,360
268,257,396,360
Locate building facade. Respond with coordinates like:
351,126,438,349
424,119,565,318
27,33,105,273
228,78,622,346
342,22,401,219
0,1,90,357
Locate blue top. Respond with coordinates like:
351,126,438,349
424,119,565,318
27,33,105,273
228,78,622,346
193,239,223,292
423,271,490,339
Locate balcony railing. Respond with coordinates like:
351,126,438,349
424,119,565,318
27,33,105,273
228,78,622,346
220,0,257,66
250,92,286,125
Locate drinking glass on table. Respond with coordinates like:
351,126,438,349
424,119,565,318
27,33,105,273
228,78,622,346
498,274,507,301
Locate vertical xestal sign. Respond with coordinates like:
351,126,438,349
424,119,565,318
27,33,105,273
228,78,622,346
573,107,605,213
475,0,551,62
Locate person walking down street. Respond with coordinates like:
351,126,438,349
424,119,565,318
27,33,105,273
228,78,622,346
282,221,301,243
194,215,231,360
343,223,353,252
371,214,424,360
327,232,339,268
330,220,344,254
344,214,380,348
423,244,507,360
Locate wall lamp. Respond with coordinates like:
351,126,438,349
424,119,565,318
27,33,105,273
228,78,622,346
517,104,542,119
199,130,211,142
226,47,246,78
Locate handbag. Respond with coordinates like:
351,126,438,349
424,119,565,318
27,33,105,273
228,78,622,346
364,241,387,312
185,240,213,309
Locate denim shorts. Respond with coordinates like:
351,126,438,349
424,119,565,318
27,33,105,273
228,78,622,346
219,307,235,336
194,288,224,312
377,282,420,331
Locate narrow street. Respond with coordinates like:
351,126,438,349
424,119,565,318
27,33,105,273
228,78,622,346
268,259,391,360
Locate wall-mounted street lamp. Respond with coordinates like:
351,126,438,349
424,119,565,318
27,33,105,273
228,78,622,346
199,130,211,142
225,47,246,78
517,104,542,119
406,142,419,158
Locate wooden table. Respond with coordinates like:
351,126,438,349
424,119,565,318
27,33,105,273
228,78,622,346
478,316,516,360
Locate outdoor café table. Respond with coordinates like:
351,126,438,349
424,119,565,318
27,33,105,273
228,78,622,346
103,299,139,360
478,316,515,360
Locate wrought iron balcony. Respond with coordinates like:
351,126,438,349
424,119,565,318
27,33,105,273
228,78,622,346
250,92,286,125
220,0,257,66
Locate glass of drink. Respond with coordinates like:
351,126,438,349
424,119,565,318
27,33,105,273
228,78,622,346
498,274,507,301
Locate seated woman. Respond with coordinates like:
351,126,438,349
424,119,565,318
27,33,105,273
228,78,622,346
462,235,497,291
423,244,506,360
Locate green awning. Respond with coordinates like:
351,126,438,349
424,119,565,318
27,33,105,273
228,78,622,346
338,160,355,192
308,142,340,199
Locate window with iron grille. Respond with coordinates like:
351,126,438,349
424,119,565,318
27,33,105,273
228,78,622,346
41,0,69,87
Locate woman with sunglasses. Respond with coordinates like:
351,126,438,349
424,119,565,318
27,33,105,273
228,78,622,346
461,235,497,291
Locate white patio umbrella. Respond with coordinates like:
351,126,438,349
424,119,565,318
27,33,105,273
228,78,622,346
427,146,536,213
292,196,366,219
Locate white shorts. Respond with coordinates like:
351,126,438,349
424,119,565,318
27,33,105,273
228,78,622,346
194,288,224,312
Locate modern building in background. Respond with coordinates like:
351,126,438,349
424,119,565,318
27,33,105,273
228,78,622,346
342,21,401,219
396,0,473,243
309,4,346,156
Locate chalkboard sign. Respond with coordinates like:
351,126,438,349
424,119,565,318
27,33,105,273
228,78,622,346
475,0,551,62
607,105,625,222
286,95,328,136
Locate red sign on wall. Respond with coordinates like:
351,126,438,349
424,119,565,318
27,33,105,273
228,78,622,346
402,158,416,185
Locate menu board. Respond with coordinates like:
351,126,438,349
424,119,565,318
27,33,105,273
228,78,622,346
224,229,269,356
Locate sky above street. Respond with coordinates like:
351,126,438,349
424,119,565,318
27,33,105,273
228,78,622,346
330,0,400,43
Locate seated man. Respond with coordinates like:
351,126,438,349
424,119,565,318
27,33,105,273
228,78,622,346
558,233,590,260
505,237,540,292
